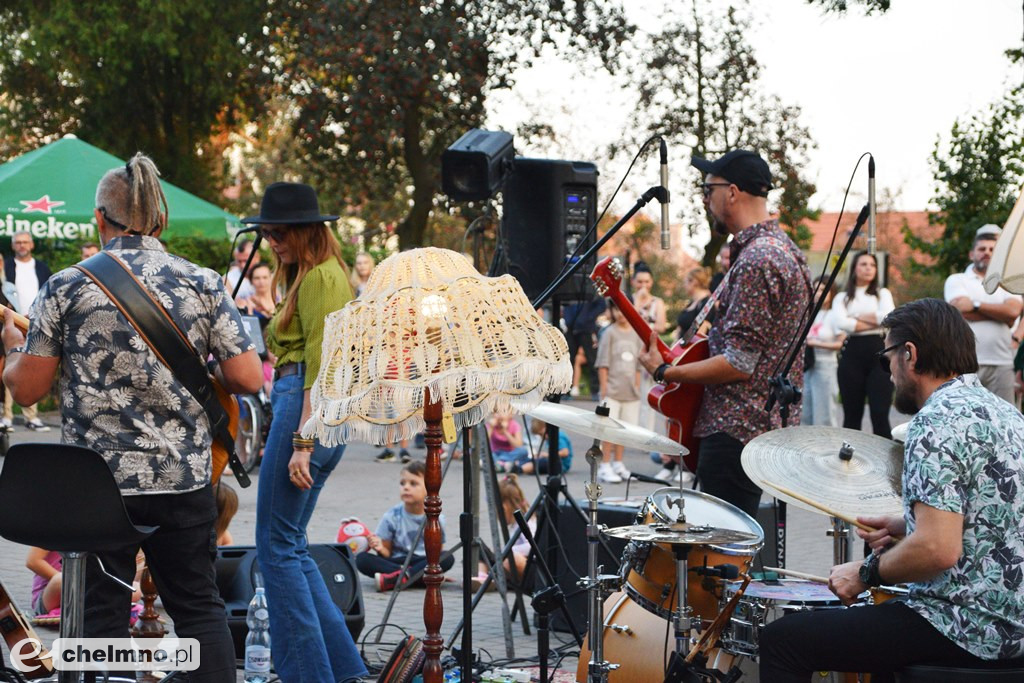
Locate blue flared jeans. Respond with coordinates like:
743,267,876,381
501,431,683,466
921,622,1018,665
255,373,366,682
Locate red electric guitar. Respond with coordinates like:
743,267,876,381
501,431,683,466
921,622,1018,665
590,256,708,472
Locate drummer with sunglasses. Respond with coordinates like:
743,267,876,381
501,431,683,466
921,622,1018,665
760,298,1024,681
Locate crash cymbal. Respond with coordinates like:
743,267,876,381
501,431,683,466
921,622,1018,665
604,521,759,546
741,426,903,517
526,402,687,455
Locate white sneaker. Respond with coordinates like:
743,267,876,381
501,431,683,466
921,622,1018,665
597,462,622,483
25,418,51,432
0,417,13,431
678,470,696,485
611,461,631,479
654,467,676,482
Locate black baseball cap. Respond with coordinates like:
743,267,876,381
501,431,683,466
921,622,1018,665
691,149,773,197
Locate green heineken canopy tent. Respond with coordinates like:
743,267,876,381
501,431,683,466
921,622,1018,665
0,136,242,242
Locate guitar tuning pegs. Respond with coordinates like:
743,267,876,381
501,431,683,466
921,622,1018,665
594,281,607,294
610,258,623,278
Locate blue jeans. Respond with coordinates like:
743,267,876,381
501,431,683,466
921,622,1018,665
493,446,529,464
256,373,366,682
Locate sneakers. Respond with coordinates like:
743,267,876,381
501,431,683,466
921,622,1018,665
597,462,622,483
569,386,580,397
375,570,402,592
399,449,412,464
25,418,50,432
654,467,677,483
0,417,12,431
611,460,631,480
374,448,396,463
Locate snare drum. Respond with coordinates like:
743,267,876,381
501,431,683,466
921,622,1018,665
721,579,844,659
622,488,763,623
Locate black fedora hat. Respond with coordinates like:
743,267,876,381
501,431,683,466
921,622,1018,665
241,182,339,224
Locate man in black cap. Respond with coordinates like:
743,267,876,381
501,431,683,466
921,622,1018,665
640,149,811,517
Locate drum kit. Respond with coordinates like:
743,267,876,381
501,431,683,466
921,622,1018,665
529,402,910,683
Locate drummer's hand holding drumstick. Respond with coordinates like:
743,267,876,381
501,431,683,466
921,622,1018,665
856,514,906,552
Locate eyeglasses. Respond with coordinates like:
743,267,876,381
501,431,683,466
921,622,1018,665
876,342,904,374
260,227,285,242
701,182,731,198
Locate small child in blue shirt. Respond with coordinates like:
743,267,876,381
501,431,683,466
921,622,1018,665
354,460,455,591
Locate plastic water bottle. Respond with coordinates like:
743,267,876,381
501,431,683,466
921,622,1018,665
244,587,271,683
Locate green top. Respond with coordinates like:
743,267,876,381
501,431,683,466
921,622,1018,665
267,258,353,390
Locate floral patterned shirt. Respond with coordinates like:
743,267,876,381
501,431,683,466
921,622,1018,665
23,235,254,495
902,374,1024,660
694,219,811,443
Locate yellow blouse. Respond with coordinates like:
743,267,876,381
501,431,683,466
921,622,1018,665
267,258,353,389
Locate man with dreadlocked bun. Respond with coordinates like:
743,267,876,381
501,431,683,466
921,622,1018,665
3,152,263,682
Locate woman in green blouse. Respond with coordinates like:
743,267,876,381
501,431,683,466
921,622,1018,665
243,182,365,683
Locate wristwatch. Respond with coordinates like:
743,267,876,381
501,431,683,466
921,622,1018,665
859,552,883,587
972,300,981,312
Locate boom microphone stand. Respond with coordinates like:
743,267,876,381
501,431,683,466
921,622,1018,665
764,204,870,569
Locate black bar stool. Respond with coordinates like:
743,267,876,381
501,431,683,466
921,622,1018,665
0,444,158,683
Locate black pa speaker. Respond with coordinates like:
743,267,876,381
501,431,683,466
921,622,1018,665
536,498,638,634
502,158,599,303
215,543,365,659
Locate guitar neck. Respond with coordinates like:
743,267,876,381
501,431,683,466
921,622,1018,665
0,306,29,334
606,289,671,362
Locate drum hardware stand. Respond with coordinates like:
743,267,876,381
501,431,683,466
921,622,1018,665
583,440,624,683
764,203,872,572
512,509,584,683
826,442,856,564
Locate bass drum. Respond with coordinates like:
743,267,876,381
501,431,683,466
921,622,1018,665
622,488,764,624
577,592,740,683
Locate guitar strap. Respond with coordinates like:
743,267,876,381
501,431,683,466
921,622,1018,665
74,252,251,488
682,267,733,344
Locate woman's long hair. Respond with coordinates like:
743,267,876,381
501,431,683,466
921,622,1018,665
271,222,349,328
843,251,880,302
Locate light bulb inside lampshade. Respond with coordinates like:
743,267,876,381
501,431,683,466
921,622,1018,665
303,247,572,446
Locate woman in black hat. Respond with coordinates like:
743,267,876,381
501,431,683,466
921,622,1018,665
244,182,366,682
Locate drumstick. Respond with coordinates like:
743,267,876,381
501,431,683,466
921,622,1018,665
763,566,828,584
763,480,879,533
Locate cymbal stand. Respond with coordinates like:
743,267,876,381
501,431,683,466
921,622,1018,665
827,441,856,565
583,441,622,683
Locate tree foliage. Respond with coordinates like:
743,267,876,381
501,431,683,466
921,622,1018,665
267,0,632,250
0,0,269,200
904,86,1024,275
625,1,818,265
804,0,891,14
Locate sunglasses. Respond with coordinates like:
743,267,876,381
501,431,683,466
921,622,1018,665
702,182,731,198
876,342,904,374
259,227,286,242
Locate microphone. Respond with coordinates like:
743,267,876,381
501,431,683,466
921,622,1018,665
629,472,677,486
867,155,876,255
660,138,670,250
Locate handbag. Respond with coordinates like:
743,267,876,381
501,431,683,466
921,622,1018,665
74,252,250,487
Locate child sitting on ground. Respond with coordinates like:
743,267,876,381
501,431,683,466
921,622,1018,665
473,474,536,591
355,460,455,591
215,481,239,546
516,418,573,474
28,548,144,619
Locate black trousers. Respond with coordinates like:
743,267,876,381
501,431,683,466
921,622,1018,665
759,600,992,682
565,329,599,395
838,334,894,438
84,485,235,682
355,551,455,583
695,432,762,519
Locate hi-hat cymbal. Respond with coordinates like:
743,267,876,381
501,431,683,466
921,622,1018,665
741,426,903,517
527,402,688,455
604,522,759,546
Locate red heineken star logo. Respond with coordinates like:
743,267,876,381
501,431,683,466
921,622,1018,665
20,195,65,214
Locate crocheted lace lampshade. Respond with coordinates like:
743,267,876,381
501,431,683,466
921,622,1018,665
303,247,572,446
